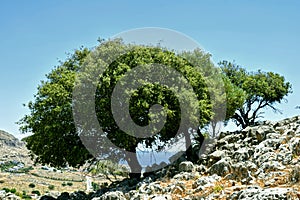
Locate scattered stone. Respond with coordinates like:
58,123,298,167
179,161,194,172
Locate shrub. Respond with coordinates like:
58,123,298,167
48,185,55,190
62,182,67,187
0,180,4,183
32,190,41,196
92,182,100,191
22,195,32,199
213,185,224,193
66,182,73,186
2,188,10,193
10,188,16,193
28,183,35,188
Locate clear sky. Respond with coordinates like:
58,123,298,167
1,0,300,139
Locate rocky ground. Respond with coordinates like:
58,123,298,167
0,130,32,166
3,116,300,199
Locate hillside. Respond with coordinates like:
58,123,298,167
2,116,300,199
0,130,32,165
36,115,300,200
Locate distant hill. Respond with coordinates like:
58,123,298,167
0,130,32,165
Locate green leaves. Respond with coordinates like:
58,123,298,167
220,61,292,128
18,39,217,172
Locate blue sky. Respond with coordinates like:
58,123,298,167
1,0,300,138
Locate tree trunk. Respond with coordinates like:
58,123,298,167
125,148,142,179
184,129,193,161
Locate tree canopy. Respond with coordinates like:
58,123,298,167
219,61,292,129
180,50,245,137
19,39,224,175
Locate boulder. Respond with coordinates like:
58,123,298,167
208,157,232,177
179,161,194,172
96,191,126,200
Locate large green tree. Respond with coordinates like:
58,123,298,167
180,49,245,137
19,39,219,176
18,48,92,167
219,61,292,129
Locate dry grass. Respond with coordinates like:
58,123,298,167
0,167,111,196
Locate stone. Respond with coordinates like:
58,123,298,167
192,174,221,189
173,172,194,180
260,161,285,171
98,191,126,200
57,192,70,200
70,191,89,200
256,188,295,199
208,157,232,177
149,195,172,200
232,148,250,162
179,161,194,172
231,162,255,183
40,196,57,200
289,137,300,156
208,150,226,165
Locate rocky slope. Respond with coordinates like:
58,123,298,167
0,130,32,165
36,116,300,199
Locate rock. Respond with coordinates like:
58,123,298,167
192,174,221,189
149,194,172,200
287,165,300,183
179,161,194,172
195,164,207,174
96,191,126,200
128,193,147,200
208,157,232,177
289,137,300,156
231,187,298,200
40,196,57,200
57,192,70,200
0,130,32,165
230,162,255,183
5,193,21,200
208,150,226,165
230,185,261,199
70,191,89,200
260,161,285,171
173,172,194,180
232,148,251,162
141,182,163,195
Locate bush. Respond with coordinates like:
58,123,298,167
22,195,32,199
48,185,55,190
213,185,224,193
28,183,35,188
92,182,100,191
2,188,10,193
0,180,4,183
32,190,41,196
10,188,16,193
62,182,67,187
66,182,73,186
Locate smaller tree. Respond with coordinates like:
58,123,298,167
220,61,292,129
180,49,245,137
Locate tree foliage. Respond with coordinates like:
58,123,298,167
19,39,219,175
180,49,245,137
219,61,292,128
18,48,92,167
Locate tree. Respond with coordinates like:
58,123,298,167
219,61,292,129
18,48,93,167
180,49,245,137
19,39,218,176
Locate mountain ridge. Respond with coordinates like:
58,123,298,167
0,129,32,165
